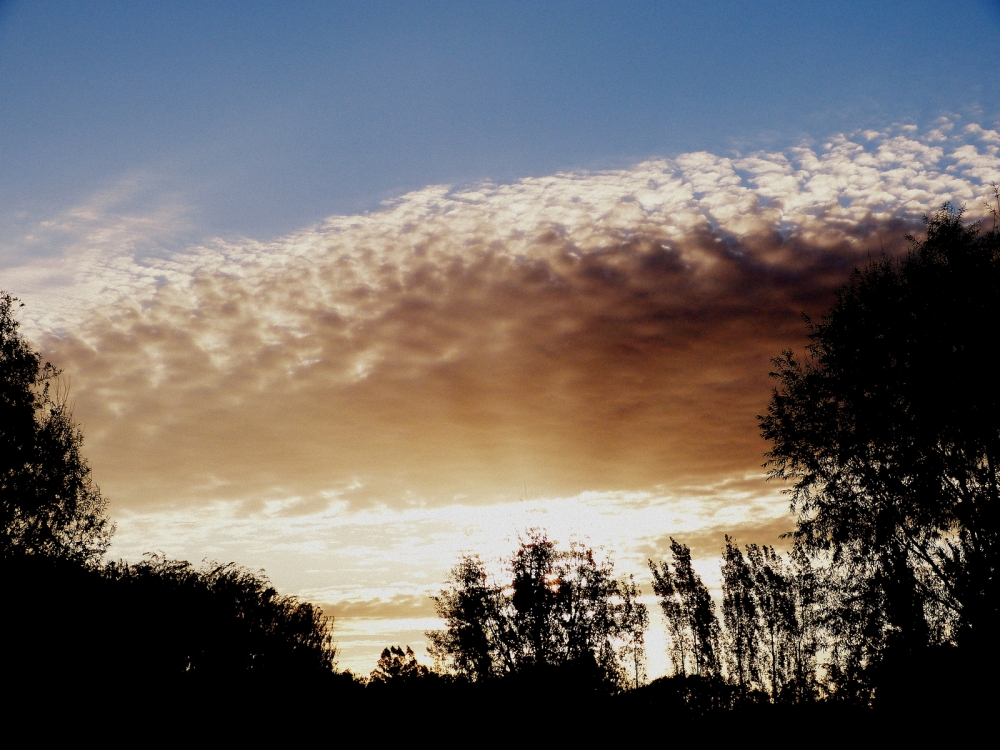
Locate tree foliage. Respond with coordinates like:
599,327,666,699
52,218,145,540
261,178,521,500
426,553,516,681
649,539,720,678
428,530,647,688
3,551,339,690
720,535,759,692
104,554,338,675
0,292,112,561
719,538,823,703
368,645,433,686
618,574,649,689
759,203,1000,697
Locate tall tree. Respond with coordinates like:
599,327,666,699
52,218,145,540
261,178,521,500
784,542,823,702
618,574,649,689
759,203,999,696
720,536,759,694
649,539,720,677
552,541,624,678
0,292,111,562
510,530,563,668
745,543,794,702
720,539,823,702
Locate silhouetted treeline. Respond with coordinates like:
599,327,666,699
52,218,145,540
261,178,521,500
2,291,346,717
3,200,997,730
425,530,647,691
395,204,998,721
3,551,339,687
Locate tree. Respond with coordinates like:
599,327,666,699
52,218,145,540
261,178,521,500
427,531,642,688
427,553,516,680
510,529,563,668
784,542,824,702
720,536,759,694
102,554,339,676
720,538,823,702
3,551,340,690
369,645,431,685
545,539,624,679
0,292,111,562
649,539,720,677
745,543,794,702
759,203,1000,696
618,574,649,689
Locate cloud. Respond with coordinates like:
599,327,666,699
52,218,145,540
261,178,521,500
329,595,437,620
6,122,999,514
640,515,798,562
102,479,788,674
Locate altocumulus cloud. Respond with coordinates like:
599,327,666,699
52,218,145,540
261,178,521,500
6,121,1000,516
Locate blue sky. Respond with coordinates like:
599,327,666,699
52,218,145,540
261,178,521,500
2,0,998,244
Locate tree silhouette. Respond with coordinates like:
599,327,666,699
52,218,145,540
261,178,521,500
1,293,346,703
759,203,1000,699
427,553,516,680
100,554,339,677
618,574,649,689
719,538,823,703
649,539,720,677
721,536,760,694
784,543,823,702
0,292,111,561
745,543,794,702
368,645,432,686
511,529,563,668
428,531,643,688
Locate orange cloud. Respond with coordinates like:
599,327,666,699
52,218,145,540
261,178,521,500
15,125,997,514
42,215,911,512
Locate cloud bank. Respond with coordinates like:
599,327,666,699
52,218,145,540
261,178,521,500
6,121,999,513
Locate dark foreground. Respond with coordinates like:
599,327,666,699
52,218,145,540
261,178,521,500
7,673,988,743
3,553,992,740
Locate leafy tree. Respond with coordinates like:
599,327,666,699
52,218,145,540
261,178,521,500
745,543,794,701
427,553,516,680
510,529,563,667
618,574,649,689
720,539,823,703
428,531,642,688
759,203,999,697
784,542,824,702
720,536,759,693
649,539,720,677
0,292,111,562
3,551,339,689
546,539,624,679
103,554,339,675
369,645,432,685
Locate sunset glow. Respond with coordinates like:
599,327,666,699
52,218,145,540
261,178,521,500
2,1,997,678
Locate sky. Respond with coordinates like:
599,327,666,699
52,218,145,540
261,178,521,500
2,1,1000,675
